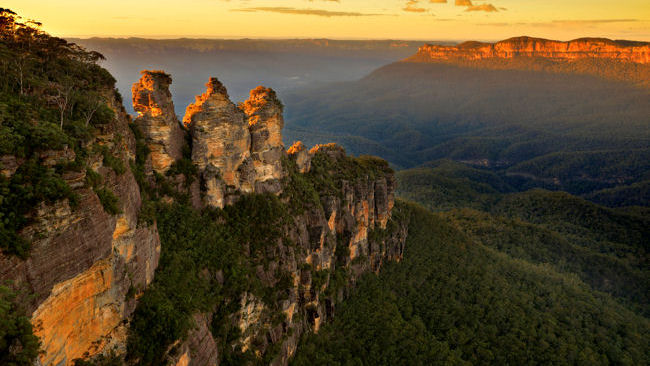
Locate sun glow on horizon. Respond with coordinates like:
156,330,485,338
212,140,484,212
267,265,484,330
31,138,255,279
5,0,650,42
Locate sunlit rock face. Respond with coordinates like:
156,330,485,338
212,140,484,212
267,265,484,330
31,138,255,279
412,36,650,64
184,79,286,208
184,77,253,208
132,70,185,174
242,86,285,194
287,141,311,173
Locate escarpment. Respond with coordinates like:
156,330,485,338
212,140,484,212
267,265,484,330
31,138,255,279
406,36,650,86
411,36,650,64
0,86,160,365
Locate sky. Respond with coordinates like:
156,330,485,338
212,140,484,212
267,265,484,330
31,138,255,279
5,0,650,41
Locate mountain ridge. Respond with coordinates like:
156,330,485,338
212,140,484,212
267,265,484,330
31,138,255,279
410,36,650,64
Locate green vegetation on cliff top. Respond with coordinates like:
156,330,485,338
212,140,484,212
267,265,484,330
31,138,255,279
0,9,119,257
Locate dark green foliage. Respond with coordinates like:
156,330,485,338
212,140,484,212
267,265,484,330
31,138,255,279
586,180,650,207
396,161,508,212
0,158,77,257
397,165,650,316
291,201,650,365
0,284,41,366
94,187,120,215
96,145,125,175
306,146,393,198
166,158,198,186
127,134,395,364
281,157,321,212
0,9,117,256
126,195,291,365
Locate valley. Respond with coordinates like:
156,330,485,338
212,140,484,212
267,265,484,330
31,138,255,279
1,7,649,366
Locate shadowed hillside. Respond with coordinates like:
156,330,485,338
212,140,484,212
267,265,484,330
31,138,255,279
283,39,650,203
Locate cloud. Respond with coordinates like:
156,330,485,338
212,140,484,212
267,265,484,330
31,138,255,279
403,0,427,13
455,0,473,6
466,4,498,12
429,0,448,3
454,0,500,12
232,7,383,17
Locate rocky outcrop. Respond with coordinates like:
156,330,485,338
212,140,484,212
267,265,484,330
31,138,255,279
171,141,405,366
287,141,311,173
0,89,160,366
132,70,185,174
411,36,650,64
184,77,253,208
241,86,285,194
184,78,285,208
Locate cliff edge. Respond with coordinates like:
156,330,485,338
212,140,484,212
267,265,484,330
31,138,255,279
410,36,650,64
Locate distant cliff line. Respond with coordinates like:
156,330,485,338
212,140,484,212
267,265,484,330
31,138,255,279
410,36,650,64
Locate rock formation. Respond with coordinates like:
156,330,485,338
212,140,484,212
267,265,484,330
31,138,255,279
132,70,185,174
183,78,286,208
183,77,253,207
287,141,311,173
241,86,285,194
411,36,650,64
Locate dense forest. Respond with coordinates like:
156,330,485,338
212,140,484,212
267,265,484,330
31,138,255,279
396,161,649,315
291,201,650,365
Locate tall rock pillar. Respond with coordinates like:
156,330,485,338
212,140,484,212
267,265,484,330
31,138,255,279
132,70,184,174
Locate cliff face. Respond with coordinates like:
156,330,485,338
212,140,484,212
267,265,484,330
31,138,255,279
132,70,185,174
183,77,252,207
129,75,405,365
411,37,650,64
172,143,405,366
0,89,160,365
183,78,285,208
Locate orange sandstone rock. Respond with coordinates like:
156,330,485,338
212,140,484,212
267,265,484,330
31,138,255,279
412,36,650,64
132,70,184,174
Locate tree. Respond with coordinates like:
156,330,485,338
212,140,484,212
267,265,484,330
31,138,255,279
82,92,106,126
47,78,75,129
0,285,41,366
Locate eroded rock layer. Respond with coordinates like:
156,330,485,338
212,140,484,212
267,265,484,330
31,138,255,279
411,36,650,64
184,78,286,208
132,70,185,174
2,66,406,366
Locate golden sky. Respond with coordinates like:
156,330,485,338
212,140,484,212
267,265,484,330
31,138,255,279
6,0,650,41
